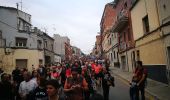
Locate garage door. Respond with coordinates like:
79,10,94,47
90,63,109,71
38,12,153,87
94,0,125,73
16,59,27,69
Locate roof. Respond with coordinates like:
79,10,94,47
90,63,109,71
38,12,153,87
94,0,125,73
43,32,54,40
0,6,31,16
0,6,17,10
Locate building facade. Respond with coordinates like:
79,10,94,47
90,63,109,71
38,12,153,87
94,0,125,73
95,35,102,58
156,0,170,84
72,46,82,61
110,32,119,68
112,0,135,72
131,0,167,84
100,2,116,63
0,6,44,73
53,34,71,61
43,33,54,66
65,39,72,61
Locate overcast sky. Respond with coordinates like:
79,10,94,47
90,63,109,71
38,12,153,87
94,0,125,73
1,0,113,54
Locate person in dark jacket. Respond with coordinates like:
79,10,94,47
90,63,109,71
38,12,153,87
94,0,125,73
30,77,48,100
102,68,114,100
0,73,14,100
37,65,47,78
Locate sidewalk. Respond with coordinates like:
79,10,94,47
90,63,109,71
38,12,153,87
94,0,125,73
110,68,170,100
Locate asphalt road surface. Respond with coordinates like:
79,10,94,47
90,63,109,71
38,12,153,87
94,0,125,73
109,75,130,100
96,75,131,100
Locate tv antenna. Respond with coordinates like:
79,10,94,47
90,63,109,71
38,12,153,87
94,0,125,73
20,0,23,11
16,0,23,11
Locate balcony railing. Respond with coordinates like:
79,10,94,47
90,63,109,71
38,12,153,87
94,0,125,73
112,9,129,32
127,41,135,48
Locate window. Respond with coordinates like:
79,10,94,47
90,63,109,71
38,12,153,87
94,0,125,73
0,30,2,38
37,40,42,49
114,51,116,59
114,33,116,38
15,37,27,47
51,44,53,51
110,38,112,45
163,4,166,9
131,0,138,6
111,53,113,61
127,28,131,41
28,17,31,22
137,50,140,61
143,15,150,34
44,41,47,48
18,19,22,30
39,59,43,65
124,2,127,9
124,32,126,41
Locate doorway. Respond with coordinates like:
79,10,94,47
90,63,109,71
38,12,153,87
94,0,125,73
16,59,27,69
121,56,126,71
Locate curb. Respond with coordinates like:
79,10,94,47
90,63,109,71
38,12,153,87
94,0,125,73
111,71,161,100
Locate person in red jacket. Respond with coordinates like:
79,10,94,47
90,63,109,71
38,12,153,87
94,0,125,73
130,61,147,100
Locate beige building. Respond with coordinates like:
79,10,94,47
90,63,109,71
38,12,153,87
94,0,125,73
131,0,167,83
156,0,170,84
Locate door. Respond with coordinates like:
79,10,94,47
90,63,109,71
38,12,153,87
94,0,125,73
39,59,43,65
16,59,27,69
131,51,136,70
121,56,126,71
45,56,51,65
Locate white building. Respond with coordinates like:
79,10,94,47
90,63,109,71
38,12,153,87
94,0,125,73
53,34,70,61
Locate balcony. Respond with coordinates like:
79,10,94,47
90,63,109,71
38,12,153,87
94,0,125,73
112,9,129,32
127,41,135,48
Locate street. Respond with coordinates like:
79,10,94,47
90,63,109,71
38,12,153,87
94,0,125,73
109,75,130,100
96,74,131,100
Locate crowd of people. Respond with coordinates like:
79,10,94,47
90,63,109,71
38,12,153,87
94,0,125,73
0,59,147,100
0,59,115,100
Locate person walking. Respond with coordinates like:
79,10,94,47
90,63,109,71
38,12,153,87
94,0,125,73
0,73,14,100
46,79,61,100
101,67,114,100
19,71,37,100
64,67,88,100
30,77,48,100
130,61,147,100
